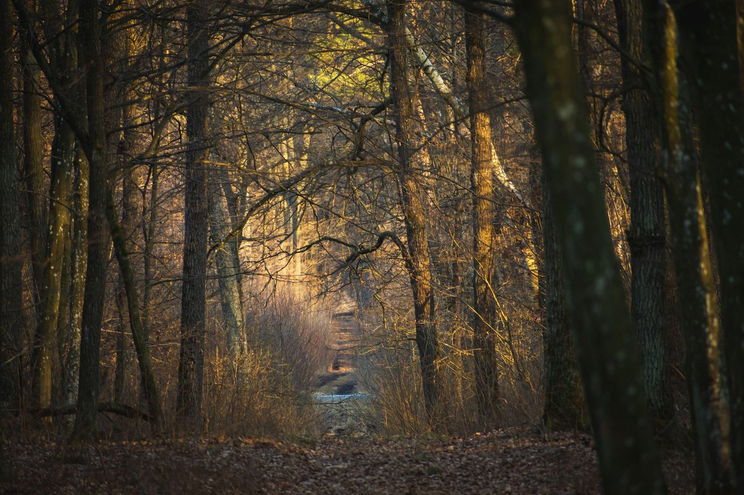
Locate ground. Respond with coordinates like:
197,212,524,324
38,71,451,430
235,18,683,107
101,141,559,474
0,312,695,494
0,429,694,494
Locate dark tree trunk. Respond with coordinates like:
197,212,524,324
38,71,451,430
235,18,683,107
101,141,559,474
465,9,500,424
73,0,111,441
676,1,744,490
61,148,88,408
106,183,163,433
0,0,23,417
613,0,674,430
177,0,211,426
513,1,666,493
385,0,441,422
643,2,734,492
540,180,587,431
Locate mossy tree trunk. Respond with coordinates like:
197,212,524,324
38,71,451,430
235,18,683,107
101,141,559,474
21,35,46,308
32,117,74,414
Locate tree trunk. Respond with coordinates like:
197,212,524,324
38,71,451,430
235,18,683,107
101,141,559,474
464,9,500,425
613,0,674,430
513,1,666,493
22,37,46,308
32,117,75,413
676,3,744,490
541,179,587,431
177,0,210,426
644,3,735,492
209,166,245,356
385,0,441,423
61,148,88,408
0,0,23,416
644,0,732,493
106,184,163,432
73,0,111,440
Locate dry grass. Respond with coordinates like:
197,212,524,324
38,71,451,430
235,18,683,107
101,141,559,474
201,293,335,438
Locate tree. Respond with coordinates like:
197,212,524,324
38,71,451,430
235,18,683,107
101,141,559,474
177,0,212,425
675,2,744,489
73,0,113,440
464,8,501,424
642,1,734,490
613,0,674,431
0,0,23,417
512,0,666,492
385,0,441,422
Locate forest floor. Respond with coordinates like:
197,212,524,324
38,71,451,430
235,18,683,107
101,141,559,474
0,311,695,494
0,428,695,494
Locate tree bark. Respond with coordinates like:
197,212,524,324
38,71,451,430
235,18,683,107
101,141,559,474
177,0,211,426
613,0,674,430
0,0,23,416
513,1,666,493
209,166,245,356
21,36,46,308
72,0,111,441
464,9,500,424
675,1,744,489
61,149,88,408
385,0,441,422
643,2,734,492
32,117,75,413
540,179,587,431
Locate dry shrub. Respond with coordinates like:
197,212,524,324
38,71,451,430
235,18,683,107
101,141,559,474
202,293,334,438
359,342,428,436
357,306,542,436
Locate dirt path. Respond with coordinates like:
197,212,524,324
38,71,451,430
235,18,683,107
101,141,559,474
312,309,372,436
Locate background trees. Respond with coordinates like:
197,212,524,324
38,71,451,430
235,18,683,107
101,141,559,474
1,0,743,492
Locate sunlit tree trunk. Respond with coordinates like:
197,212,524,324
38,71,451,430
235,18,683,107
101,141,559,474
513,1,666,493
385,0,441,422
464,9,500,424
32,117,74,413
22,35,46,308
177,0,211,426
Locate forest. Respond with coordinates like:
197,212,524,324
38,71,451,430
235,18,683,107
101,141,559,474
0,0,742,493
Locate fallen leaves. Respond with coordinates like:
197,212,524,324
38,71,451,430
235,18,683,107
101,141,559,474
0,427,694,494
